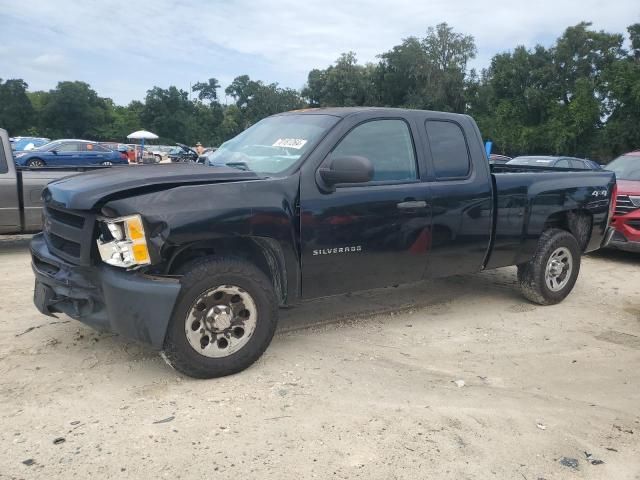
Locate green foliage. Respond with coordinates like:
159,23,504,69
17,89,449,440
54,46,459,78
39,81,112,139
0,79,35,134
225,75,304,127
192,78,221,104
1,22,639,160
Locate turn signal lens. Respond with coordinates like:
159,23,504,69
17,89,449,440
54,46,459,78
132,243,150,263
126,216,145,240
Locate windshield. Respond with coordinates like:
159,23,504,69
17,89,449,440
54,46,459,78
207,114,339,174
605,154,640,181
507,156,556,166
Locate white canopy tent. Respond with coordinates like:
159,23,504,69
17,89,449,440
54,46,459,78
127,130,159,161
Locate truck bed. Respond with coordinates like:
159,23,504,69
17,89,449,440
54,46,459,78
486,166,616,269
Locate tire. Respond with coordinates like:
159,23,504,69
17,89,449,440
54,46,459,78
100,161,113,166
517,228,581,305
162,257,278,378
27,158,45,168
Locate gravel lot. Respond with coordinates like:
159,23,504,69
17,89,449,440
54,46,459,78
0,235,639,479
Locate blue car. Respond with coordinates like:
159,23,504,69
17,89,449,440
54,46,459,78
13,139,128,167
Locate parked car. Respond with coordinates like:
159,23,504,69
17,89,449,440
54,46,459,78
14,139,128,167
507,156,602,170
147,145,174,162
168,143,199,163
11,136,51,151
605,150,640,252
489,154,511,165
0,129,111,234
30,107,616,378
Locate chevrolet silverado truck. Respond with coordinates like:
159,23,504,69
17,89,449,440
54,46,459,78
0,129,108,234
28,108,617,378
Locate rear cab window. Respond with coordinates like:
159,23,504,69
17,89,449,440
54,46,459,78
425,120,471,179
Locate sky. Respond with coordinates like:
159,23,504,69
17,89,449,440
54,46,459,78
0,0,638,105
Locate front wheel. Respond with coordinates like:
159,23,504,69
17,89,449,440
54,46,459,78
27,158,45,168
517,228,581,305
162,257,278,378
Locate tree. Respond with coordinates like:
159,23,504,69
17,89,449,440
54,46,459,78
599,24,640,156
302,52,372,107
226,75,304,128
0,79,35,136
192,78,221,104
140,86,195,142
40,81,111,139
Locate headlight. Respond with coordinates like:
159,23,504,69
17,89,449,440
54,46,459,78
97,214,151,268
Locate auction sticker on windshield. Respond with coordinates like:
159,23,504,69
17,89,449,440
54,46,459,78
272,138,307,149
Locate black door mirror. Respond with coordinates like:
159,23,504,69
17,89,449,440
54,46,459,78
318,155,374,190
51,149,58,154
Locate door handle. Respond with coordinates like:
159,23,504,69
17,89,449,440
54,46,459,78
397,200,428,209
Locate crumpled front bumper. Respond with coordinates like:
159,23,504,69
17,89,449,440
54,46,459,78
30,233,181,349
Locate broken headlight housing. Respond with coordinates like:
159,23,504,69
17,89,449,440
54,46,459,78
97,214,151,268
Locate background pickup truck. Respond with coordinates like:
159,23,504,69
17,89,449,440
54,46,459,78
0,128,106,234
29,108,616,378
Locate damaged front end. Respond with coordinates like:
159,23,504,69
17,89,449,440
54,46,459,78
31,231,181,349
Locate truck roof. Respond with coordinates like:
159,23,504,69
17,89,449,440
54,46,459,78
278,106,470,120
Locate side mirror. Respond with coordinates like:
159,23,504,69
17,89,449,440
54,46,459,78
51,149,58,154
318,155,374,190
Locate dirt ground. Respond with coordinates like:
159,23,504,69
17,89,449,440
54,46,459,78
0,236,638,480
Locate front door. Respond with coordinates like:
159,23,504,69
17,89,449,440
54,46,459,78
300,118,432,298
53,141,82,165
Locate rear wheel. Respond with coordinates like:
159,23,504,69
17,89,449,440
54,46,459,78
162,257,278,378
27,158,45,168
517,228,580,305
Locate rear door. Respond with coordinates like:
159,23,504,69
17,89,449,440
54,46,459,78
419,117,493,277
83,142,110,164
299,115,432,298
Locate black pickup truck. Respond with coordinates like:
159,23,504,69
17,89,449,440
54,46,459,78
30,108,616,378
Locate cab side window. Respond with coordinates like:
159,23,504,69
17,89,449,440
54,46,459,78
425,120,471,179
556,159,571,168
330,119,417,182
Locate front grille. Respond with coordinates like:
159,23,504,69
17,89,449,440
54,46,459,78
48,232,81,257
47,207,85,228
43,204,96,265
614,195,640,216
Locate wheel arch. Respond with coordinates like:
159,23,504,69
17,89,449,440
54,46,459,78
165,236,290,305
542,209,592,252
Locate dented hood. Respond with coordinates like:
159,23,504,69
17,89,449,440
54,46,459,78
44,164,262,210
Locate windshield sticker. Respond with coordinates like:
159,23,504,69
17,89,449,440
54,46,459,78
272,138,307,149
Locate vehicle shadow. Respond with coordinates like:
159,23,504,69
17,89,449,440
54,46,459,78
0,234,33,253
278,267,521,333
587,248,640,265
